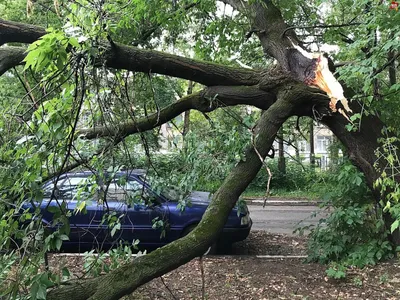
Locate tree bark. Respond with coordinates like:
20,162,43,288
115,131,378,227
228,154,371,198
0,47,26,76
277,127,286,174
0,18,46,46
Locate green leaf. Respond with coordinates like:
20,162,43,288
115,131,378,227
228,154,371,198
30,281,47,300
40,273,54,287
391,220,399,233
76,201,86,213
55,237,62,250
59,234,69,241
47,206,60,214
69,37,80,48
62,267,70,278
111,223,121,237
30,281,39,300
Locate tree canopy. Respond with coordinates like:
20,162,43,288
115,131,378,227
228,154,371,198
0,0,399,299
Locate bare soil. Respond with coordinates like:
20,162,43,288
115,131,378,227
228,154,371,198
230,231,307,255
133,257,400,300
48,231,400,300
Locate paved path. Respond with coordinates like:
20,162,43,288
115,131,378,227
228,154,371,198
248,205,328,235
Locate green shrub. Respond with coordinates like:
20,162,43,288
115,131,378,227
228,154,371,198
247,159,322,192
305,161,394,277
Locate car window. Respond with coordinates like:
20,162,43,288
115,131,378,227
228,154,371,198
105,178,158,205
106,179,141,201
138,175,183,202
43,176,95,199
43,180,64,198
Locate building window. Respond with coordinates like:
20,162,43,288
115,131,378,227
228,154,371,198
298,140,308,152
316,136,331,153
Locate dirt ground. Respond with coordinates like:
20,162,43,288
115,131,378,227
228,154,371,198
49,231,400,300
231,231,307,255
133,257,400,300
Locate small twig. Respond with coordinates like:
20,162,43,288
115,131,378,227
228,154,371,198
44,251,49,271
160,276,178,300
334,61,353,68
201,112,214,127
199,256,206,300
251,128,272,208
295,116,309,142
12,67,36,108
283,150,306,171
372,53,400,77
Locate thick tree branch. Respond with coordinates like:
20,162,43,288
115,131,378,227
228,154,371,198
47,87,298,300
0,19,46,46
103,43,260,86
0,47,26,75
0,19,260,86
78,85,276,139
4,2,400,299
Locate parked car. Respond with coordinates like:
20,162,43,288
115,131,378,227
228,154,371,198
20,169,252,252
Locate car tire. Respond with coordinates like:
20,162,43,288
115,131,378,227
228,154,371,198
181,224,217,255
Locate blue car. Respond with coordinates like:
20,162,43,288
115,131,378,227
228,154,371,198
20,170,252,252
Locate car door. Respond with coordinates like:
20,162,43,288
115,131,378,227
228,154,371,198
43,175,104,248
101,176,169,248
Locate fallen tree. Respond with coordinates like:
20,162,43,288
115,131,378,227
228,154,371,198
0,0,399,299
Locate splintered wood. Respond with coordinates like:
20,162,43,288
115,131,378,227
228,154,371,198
290,40,353,120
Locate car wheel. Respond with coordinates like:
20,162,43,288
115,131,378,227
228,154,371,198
181,224,217,255
216,242,232,254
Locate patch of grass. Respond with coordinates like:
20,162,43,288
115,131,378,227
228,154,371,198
242,188,323,200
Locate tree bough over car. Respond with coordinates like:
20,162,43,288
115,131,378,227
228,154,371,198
0,0,399,299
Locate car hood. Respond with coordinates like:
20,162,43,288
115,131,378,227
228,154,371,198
187,191,212,205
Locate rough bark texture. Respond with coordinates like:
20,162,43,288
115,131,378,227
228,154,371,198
0,47,26,75
103,43,260,86
388,50,397,86
0,18,46,46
